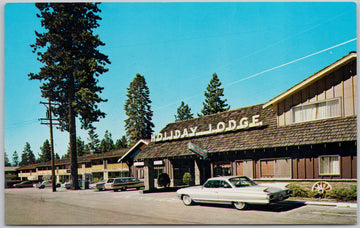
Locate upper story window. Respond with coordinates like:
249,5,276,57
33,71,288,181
292,98,341,123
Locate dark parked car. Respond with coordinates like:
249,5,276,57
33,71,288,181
14,181,34,188
65,180,89,189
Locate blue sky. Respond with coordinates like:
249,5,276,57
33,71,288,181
4,2,356,162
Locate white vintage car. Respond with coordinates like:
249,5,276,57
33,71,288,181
176,176,292,210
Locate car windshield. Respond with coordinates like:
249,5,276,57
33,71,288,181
107,179,114,183
229,177,257,187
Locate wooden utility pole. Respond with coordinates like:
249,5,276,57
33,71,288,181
40,98,60,192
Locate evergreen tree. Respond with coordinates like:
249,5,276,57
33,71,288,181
99,130,114,153
175,101,193,121
20,142,36,166
124,74,154,146
87,128,100,154
39,139,51,163
76,137,86,157
5,152,11,166
29,3,110,190
115,136,128,149
200,73,230,116
12,151,19,166
67,137,87,156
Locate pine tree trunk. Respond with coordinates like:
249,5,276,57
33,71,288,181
68,82,79,190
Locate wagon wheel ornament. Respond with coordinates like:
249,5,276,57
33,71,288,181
312,181,332,193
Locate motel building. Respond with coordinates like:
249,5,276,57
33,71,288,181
15,140,150,183
14,52,356,192
133,52,357,191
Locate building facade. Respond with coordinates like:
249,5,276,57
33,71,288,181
134,52,357,190
17,148,131,182
12,52,357,192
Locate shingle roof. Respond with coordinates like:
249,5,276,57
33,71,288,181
137,104,356,160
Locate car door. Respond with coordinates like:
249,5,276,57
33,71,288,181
197,180,221,202
218,180,238,202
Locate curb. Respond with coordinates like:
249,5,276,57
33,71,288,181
305,201,357,208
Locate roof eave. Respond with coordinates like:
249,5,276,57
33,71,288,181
117,139,150,163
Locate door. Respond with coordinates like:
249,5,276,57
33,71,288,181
194,180,221,202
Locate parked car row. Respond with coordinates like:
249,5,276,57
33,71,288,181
12,175,293,211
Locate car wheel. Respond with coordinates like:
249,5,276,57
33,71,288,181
182,195,193,206
233,202,247,210
39,185,45,189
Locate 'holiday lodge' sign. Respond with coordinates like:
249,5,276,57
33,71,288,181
151,115,263,142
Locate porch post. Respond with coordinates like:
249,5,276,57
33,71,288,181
194,160,201,185
144,159,154,190
210,162,214,177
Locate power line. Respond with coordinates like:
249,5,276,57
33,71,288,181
154,38,357,111
225,38,357,87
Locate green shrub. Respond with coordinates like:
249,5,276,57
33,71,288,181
182,172,192,186
325,186,357,201
308,190,325,198
288,183,308,197
157,173,170,187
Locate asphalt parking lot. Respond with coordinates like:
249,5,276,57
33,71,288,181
4,187,357,225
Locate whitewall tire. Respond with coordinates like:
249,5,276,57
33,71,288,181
182,195,193,206
233,202,247,210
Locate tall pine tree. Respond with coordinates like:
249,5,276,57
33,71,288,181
12,151,19,166
39,139,51,163
175,101,193,121
20,142,36,166
115,136,128,149
29,3,110,190
99,130,114,153
87,128,100,154
124,74,154,146
200,73,230,116
4,152,11,166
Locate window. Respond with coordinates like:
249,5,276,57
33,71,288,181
204,180,221,188
292,99,341,123
229,177,257,187
260,158,291,179
137,169,144,179
319,155,340,175
236,160,253,178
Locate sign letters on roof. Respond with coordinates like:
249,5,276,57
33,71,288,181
151,114,263,142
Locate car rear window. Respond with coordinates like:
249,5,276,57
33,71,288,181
229,177,257,187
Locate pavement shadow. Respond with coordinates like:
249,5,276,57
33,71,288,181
246,200,306,212
195,200,306,212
